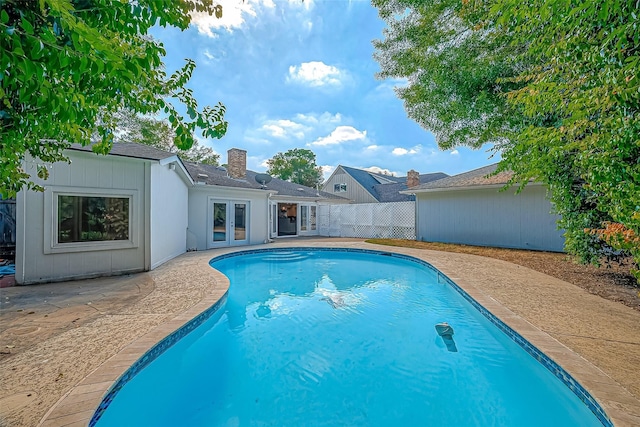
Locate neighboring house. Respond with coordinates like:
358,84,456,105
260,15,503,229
403,164,565,252
15,144,348,285
323,165,448,203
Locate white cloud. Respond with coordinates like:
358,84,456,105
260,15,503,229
363,166,395,176
288,61,345,87
260,119,308,139
392,145,422,156
320,165,335,181
250,112,346,146
365,145,379,151
190,0,275,37
203,49,215,60
309,126,367,147
303,20,313,32
450,149,460,156
295,112,342,125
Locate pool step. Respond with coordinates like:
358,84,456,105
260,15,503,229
260,252,310,262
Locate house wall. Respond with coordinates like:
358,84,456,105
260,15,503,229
322,168,376,204
187,186,269,250
415,185,564,251
16,151,148,284
150,163,188,269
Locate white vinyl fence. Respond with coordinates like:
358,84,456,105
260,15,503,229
318,202,415,240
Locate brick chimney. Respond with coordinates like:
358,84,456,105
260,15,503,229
406,170,420,188
227,148,247,179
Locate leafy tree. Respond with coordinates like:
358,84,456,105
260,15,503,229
266,148,323,188
0,0,227,197
373,0,640,279
114,110,219,165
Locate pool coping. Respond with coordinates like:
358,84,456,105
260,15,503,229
38,242,640,427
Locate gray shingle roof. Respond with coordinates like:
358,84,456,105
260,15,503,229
408,163,515,191
185,162,347,200
373,172,449,202
69,142,176,161
340,165,449,202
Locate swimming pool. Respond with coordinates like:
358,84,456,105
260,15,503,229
92,248,609,426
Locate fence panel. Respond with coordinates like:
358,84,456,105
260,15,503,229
318,202,415,239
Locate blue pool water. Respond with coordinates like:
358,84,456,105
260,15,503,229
93,249,606,426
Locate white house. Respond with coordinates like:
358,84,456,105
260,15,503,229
404,164,565,252
15,144,348,285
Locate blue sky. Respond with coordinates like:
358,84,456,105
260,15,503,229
153,0,498,180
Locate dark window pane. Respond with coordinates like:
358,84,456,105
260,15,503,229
234,203,246,240
58,195,129,243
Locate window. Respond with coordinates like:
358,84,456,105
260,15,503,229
57,195,130,243
334,183,347,192
44,187,137,253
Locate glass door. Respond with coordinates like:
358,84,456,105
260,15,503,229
270,203,277,238
212,201,227,245
298,204,318,235
208,199,249,247
233,202,247,243
300,206,308,231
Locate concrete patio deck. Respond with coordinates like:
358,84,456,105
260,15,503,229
1,238,639,426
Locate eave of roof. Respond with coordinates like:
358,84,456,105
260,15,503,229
68,142,176,161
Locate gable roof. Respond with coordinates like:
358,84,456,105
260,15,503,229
69,142,177,161
185,162,347,200
338,165,448,202
406,163,520,193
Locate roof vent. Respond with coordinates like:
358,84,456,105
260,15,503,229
197,173,208,182
297,188,304,191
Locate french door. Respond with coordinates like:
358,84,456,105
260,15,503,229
269,203,277,239
299,204,317,235
208,199,249,247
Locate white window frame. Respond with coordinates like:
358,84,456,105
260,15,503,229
298,203,318,235
334,183,347,192
44,186,138,254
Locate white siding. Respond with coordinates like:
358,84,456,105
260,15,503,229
150,163,189,269
16,151,147,284
187,186,269,250
415,185,564,252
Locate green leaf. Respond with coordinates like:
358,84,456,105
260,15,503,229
21,17,35,35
